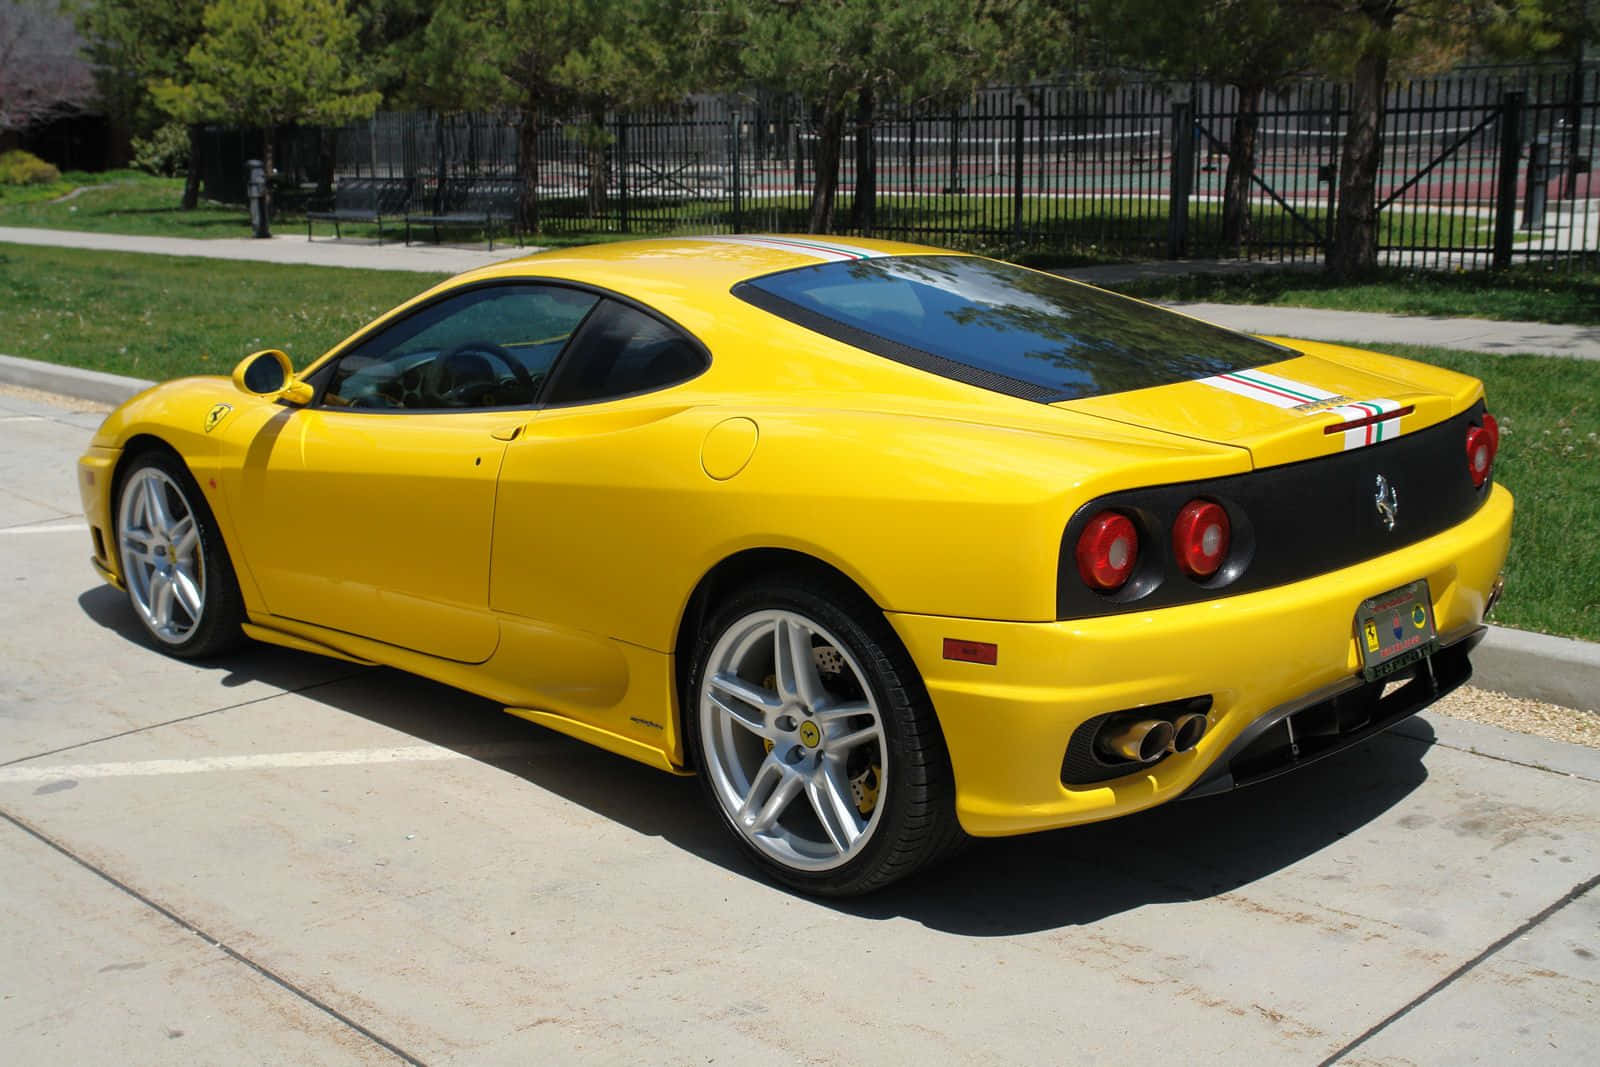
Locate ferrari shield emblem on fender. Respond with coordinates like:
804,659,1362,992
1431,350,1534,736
204,403,232,433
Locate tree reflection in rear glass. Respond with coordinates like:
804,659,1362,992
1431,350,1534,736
736,256,1292,402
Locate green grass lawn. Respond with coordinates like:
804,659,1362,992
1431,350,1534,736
0,172,255,237
1108,265,1600,326
0,242,446,380
0,173,514,245
1357,343,1599,643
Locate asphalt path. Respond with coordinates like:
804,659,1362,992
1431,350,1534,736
3,388,1598,1064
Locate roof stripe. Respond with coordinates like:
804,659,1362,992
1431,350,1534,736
693,235,890,262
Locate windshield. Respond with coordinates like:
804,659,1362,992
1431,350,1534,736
734,255,1291,402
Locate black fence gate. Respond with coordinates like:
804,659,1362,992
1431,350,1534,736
229,64,1595,267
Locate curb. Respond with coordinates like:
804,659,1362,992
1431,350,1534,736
0,353,154,406
3,352,1597,715
1475,625,1600,714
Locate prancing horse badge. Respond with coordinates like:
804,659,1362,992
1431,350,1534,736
204,403,232,433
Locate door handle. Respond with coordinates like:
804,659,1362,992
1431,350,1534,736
490,425,523,441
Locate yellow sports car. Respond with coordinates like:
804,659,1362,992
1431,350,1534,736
78,236,1512,895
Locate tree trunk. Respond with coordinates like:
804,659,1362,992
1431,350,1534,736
434,113,449,214
851,89,877,234
315,126,335,200
586,104,609,219
1329,48,1388,277
181,123,202,210
518,105,542,235
1221,85,1262,252
807,105,845,234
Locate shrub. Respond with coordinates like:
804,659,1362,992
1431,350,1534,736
0,150,61,186
131,123,191,177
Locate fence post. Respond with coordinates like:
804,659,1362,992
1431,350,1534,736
792,123,804,193
1013,104,1025,243
617,113,630,234
1492,89,1524,270
1168,99,1194,259
731,109,743,234
1522,135,1549,231
1324,86,1340,255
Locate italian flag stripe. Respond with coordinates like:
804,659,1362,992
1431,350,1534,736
1224,371,1326,403
1199,369,1339,409
695,235,885,261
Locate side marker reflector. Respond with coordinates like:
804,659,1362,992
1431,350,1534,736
943,639,998,666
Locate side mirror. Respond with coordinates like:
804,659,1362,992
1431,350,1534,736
232,349,313,405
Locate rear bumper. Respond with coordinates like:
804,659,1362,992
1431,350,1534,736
886,483,1512,837
1181,624,1481,799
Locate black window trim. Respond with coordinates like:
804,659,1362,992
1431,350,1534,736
301,277,711,414
538,295,712,409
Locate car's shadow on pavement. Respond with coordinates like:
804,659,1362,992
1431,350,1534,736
81,585,1434,935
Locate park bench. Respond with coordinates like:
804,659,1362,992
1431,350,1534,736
305,177,413,244
404,177,524,250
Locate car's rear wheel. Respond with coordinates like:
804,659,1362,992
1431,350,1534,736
115,451,245,658
687,575,965,895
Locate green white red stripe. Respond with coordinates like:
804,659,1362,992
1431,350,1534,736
1330,398,1407,449
1202,368,1339,408
695,235,887,261
1199,368,1409,451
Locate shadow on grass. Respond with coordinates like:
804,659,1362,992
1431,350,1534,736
78,582,1430,934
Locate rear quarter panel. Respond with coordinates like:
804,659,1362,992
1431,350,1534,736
488,396,1252,652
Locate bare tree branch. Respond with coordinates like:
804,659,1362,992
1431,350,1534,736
0,0,97,133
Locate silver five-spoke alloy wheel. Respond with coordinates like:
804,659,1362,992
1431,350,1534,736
117,466,206,645
698,609,889,872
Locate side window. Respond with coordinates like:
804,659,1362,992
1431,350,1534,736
324,284,599,410
544,300,708,406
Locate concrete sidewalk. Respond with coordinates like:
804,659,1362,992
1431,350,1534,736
0,224,528,275
1159,302,1600,361
1054,263,1600,360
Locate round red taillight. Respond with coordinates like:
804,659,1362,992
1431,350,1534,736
1172,499,1231,579
1466,419,1496,488
1076,511,1139,591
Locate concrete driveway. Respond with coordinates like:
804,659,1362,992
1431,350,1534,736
2,388,1596,1065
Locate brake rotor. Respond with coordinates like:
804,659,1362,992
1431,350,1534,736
813,645,845,677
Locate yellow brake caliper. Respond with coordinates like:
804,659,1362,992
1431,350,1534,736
850,764,880,816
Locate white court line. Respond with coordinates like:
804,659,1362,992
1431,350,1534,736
0,521,90,536
0,743,536,784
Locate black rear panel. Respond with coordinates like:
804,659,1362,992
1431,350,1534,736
1056,402,1492,620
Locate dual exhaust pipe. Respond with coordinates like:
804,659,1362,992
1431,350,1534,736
1097,713,1209,764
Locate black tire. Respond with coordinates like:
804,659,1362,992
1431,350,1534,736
686,572,966,896
113,448,247,659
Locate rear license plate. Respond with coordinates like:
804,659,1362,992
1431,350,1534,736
1355,580,1439,682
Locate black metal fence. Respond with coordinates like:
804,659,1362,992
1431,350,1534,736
276,65,1598,266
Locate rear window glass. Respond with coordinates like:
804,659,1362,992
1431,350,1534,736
734,255,1290,402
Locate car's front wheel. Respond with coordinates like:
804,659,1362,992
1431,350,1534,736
687,575,964,895
115,450,245,658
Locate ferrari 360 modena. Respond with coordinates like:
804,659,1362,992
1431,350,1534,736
78,236,1512,895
